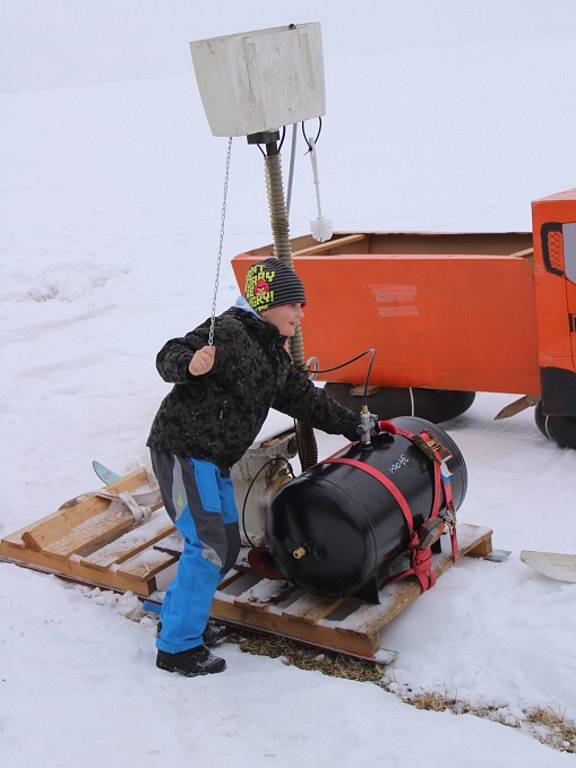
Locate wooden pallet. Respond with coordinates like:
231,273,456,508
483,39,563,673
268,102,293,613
209,523,493,660
0,471,493,661
0,469,179,596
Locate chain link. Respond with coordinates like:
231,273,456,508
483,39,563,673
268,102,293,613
208,136,233,347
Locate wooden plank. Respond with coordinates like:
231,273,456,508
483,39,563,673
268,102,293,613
329,583,421,640
218,571,247,591
28,484,163,560
466,533,494,558
42,503,135,559
282,594,347,623
81,515,175,570
0,546,158,596
116,547,178,580
210,595,378,658
232,578,294,612
17,469,149,551
292,233,366,257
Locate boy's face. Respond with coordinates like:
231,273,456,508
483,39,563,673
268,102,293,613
261,302,304,337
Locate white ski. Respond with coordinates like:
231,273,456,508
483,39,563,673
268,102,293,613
92,460,121,485
520,550,576,583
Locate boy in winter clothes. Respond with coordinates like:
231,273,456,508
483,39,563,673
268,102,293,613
147,257,359,677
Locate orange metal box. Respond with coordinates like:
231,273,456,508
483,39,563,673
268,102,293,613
233,232,540,395
233,188,576,420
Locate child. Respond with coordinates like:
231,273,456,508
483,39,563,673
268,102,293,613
147,257,359,676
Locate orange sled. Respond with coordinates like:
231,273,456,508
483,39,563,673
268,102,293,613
232,188,576,448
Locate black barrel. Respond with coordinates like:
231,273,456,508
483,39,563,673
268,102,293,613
266,416,467,598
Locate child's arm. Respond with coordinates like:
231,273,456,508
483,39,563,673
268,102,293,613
155,328,210,383
155,317,241,386
273,368,359,440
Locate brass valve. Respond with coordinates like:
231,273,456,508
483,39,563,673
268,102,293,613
292,546,307,560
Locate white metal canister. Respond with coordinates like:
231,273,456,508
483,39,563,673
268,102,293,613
190,23,325,137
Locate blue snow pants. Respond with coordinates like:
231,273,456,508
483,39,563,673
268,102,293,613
150,449,241,654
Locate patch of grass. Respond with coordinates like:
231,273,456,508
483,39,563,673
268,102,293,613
227,629,386,683
226,630,576,753
123,606,575,754
525,706,576,753
410,690,457,712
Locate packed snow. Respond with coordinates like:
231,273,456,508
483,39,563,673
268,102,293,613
2,2,576,765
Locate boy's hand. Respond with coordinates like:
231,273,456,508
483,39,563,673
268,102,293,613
189,346,215,376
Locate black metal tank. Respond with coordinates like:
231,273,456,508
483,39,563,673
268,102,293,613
266,416,467,599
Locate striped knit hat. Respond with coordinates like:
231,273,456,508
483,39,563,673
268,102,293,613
244,258,306,313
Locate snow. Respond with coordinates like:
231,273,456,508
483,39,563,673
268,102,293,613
2,1,576,764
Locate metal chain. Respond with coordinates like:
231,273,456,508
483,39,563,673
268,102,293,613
208,136,233,347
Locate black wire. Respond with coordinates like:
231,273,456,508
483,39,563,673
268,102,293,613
363,347,376,402
250,127,286,157
301,116,323,152
241,456,294,548
307,348,373,375
307,347,377,407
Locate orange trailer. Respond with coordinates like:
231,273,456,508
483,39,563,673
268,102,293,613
232,188,576,448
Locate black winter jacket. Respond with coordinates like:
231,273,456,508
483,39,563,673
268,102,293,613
146,307,358,472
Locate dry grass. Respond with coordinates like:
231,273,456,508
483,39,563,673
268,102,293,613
226,630,576,753
525,706,576,753
227,629,386,683
410,690,457,712
123,606,575,754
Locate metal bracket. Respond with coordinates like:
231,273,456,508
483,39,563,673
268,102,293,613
412,434,453,464
247,130,281,145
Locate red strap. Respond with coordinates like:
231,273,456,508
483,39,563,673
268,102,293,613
321,425,461,591
324,457,415,538
321,457,435,592
379,423,460,561
442,474,460,562
430,457,441,522
394,543,436,591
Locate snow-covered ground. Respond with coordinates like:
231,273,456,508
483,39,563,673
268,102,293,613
2,2,576,765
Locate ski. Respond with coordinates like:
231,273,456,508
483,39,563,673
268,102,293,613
520,550,576,583
92,460,122,485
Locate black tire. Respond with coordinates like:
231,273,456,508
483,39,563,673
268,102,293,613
534,401,576,449
324,383,476,424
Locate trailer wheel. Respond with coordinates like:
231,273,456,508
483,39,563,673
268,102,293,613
534,401,576,449
324,384,476,424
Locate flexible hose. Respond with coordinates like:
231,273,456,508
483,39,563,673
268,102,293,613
263,150,317,468
294,421,318,469
264,154,291,261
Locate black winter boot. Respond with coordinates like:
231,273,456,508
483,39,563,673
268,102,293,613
156,646,226,676
203,622,228,647
156,621,227,648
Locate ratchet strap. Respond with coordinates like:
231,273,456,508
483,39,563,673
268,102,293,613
321,423,459,593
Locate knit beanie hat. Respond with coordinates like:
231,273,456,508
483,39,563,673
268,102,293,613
244,258,306,313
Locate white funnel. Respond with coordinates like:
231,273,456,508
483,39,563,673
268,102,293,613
190,23,325,137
